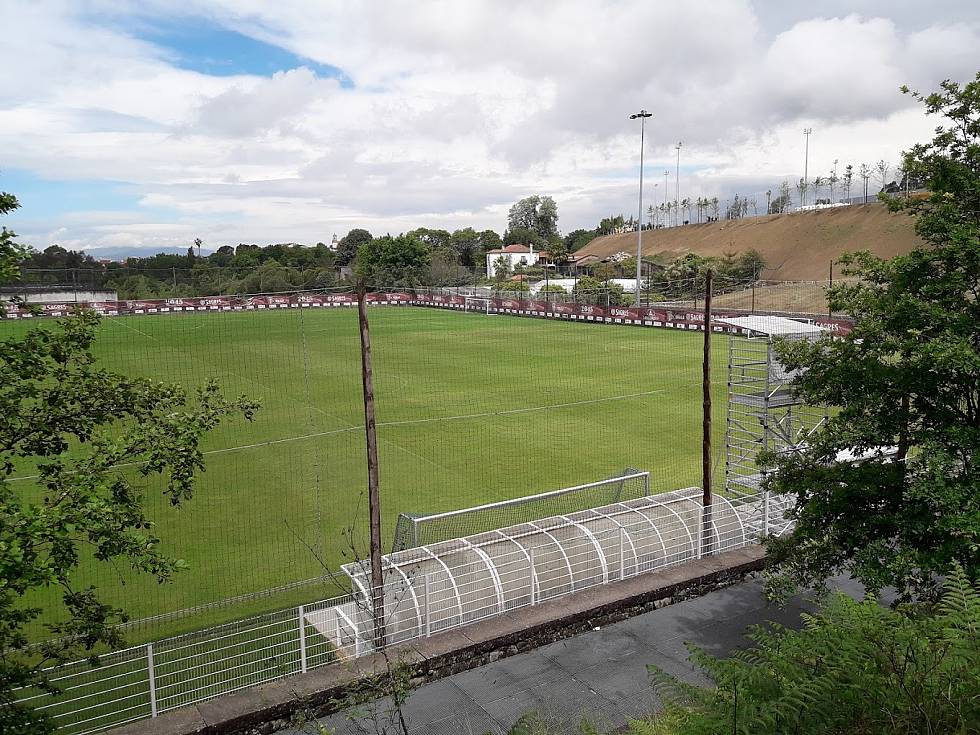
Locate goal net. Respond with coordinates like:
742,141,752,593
391,469,650,551
464,296,493,315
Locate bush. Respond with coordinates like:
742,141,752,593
644,564,980,735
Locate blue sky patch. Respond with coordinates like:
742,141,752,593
0,169,180,233
134,16,352,86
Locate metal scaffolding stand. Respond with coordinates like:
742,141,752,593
717,316,828,540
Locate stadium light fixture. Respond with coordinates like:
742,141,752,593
630,109,652,307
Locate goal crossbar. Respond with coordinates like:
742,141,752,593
392,469,650,551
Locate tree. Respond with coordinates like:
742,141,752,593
859,163,872,202
771,181,792,214
506,195,559,243
812,175,824,203
796,177,807,208
874,159,890,193
336,228,373,266
476,229,502,254
0,188,27,287
0,207,259,731
843,163,854,201
354,232,431,288
448,228,479,267
407,228,451,253
572,275,629,306
828,165,839,202
503,226,543,249
710,197,720,220
764,73,980,600
563,228,594,253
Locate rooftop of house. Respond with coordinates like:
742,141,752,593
486,244,534,255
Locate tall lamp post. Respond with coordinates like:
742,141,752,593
630,110,653,307
802,128,812,207
675,142,682,226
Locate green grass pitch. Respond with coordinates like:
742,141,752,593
3,306,729,641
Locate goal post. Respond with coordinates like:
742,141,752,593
391,469,650,551
464,296,493,315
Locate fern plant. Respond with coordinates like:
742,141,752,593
644,564,979,735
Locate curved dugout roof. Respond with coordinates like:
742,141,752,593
325,487,746,653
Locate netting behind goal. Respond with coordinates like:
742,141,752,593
391,469,650,551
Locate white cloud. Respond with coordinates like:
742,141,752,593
0,0,977,252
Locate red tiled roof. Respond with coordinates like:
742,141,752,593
487,244,533,254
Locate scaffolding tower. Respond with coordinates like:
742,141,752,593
717,316,828,538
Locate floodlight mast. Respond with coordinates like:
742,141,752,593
630,109,652,307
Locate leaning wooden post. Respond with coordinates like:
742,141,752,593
357,284,385,648
701,269,714,556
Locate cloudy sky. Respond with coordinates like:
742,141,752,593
1,1,977,256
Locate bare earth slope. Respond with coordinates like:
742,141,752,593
578,203,923,280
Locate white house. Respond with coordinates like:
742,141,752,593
486,244,539,278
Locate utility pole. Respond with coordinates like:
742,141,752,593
675,142,683,226
802,128,812,207
701,268,713,557
357,285,385,648
630,109,653,307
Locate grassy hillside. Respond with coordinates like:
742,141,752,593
579,202,922,280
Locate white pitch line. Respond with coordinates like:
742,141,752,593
6,389,667,482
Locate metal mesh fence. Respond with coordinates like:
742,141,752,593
3,271,840,732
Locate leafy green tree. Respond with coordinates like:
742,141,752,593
765,73,980,599
507,195,559,243
494,279,530,293
476,229,502,254
354,232,431,287
563,229,595,252
0,206,259,732
336,228,373,266
644,565,979,735
0,188,27,286
545,238,569,266
503,226,543,249
448,228,480,267
572,275,630,306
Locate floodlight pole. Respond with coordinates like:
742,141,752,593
357,283,385,648
675,142,682,226
802,128,812,207
701,268,713,557
630,109,652,307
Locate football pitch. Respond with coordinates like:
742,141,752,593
4,306,729,640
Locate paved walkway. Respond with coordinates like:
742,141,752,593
278,575,863,734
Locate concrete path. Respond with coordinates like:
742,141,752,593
278,575,863,734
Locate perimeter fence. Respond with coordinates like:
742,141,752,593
18,486,794,735
2,274,841,732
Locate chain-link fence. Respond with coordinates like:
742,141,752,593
3,274,845,731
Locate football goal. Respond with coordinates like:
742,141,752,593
391,469,650,551
464,296,493,315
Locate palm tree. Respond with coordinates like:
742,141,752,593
813,175,825,203
681,198,692,224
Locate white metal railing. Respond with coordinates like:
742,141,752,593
20,489,791,734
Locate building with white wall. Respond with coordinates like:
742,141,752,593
486,244,539,278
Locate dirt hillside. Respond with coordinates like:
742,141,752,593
578,203,923,280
